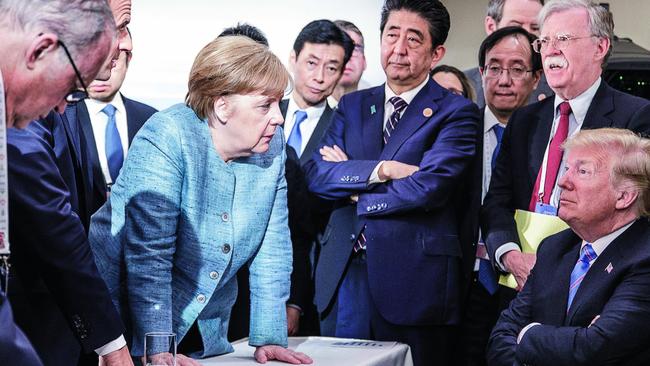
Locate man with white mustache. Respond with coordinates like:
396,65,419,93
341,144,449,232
480,0,650,301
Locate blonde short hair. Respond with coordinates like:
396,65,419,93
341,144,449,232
186,36,290,120
564,128,650,217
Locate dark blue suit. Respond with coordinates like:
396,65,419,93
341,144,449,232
488,219,650,366
0,291,42,366
304,79,480,365
7,124,124,366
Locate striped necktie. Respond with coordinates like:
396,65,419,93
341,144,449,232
567,243,597,310
383,96,408,145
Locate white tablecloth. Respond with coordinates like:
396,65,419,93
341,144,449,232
199,336,413,366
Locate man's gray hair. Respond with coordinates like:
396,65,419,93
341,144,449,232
487,0,545,23
539,0,613,41
0,0,115,59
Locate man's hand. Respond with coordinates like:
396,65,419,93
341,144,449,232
502,251,537,291
287,306,300,336
100,346,134,366
254,345,313,364
320,145,348,162
140,353,200,366
378,161,419,181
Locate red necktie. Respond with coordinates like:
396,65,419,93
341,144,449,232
528,101,572,211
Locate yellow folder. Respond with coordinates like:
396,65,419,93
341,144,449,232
498,209,569,289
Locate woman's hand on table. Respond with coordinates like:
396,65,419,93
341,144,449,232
254,345,313,364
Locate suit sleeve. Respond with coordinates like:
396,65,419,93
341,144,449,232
356,101,479,217
248,137,291,348
480,110,523,262
303,97,384,200
118,114,183,356
486,252,535,366
7,128,124,353
515,257,650,366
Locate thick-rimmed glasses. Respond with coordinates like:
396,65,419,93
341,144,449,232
483,65,533,80
531,34,596,53
57,40,89,103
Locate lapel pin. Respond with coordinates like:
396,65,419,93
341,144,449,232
605,262,613,273
423,107,433,117
370,105,377,115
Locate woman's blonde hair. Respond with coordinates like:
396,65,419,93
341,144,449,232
186,36,290,120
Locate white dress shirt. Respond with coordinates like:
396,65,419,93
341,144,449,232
495,78,603,270
283,96,326,156
84,94,130,185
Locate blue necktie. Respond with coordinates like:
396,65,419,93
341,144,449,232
287,110,308,157
478,124,507,295
567,243,597,310
102,104,124,182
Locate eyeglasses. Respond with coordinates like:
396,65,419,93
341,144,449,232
531,34,596,53
57,40,89,103
483,65,533,80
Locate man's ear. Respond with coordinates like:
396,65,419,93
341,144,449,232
26,33,59,69
429,45,446,70
615,186,639,211
485,16,498,35
288,50,297,74
212,96,230,124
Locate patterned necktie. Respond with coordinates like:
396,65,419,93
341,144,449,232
102,104,124,182
287,110,308,157
529,101,572,211
383,96,408,145
478,124,507,295
567,243,597,310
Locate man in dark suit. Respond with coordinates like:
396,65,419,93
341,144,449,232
281,19,353,336
481,0,650,302
464,0,551,107
304,1,480,365
458,26,541,366
5,1,137,365
488,128,650,366
80,30,156,213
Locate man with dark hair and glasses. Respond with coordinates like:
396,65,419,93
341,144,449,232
481,0,650,326
457,25,541,366
1,0,137,365
328,20,368,108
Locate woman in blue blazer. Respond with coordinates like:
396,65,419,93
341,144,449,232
89,36,311,365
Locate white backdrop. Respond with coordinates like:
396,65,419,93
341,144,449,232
123,0,386,110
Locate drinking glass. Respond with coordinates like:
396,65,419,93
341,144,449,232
144,332,176,366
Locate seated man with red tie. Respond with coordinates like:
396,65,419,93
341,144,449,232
487,128,650,366
480,0,650,307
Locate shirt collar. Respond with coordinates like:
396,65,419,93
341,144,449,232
483,107,504,134
553,77,601,124
85,93,125,116
287,96,326,120
384,76,429,106
583,219,636,257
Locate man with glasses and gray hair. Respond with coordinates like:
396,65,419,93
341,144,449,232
1,0,135,365
481,0,650,316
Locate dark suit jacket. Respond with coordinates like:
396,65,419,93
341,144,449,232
280,99,334,311
488,219,650,366
7,125,124,366
0,291,42,366
304,79,480,325
78,94,157,216
465,67,553,108
481,81,650,263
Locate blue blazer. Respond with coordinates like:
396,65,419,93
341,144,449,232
488,219,650,366
89,104,292,357
304,79,480,326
